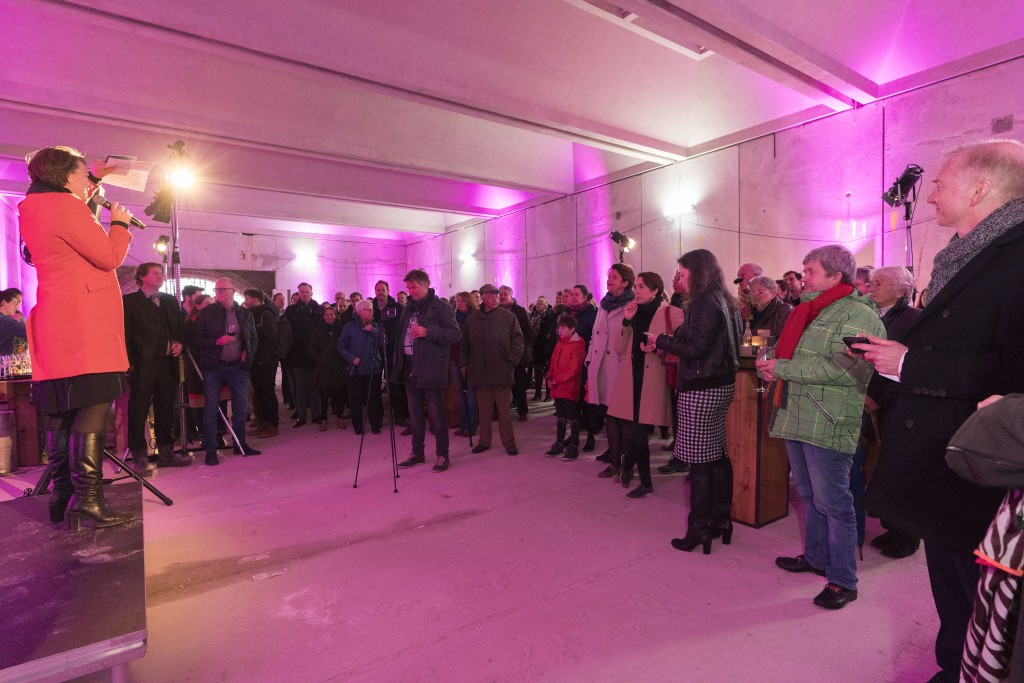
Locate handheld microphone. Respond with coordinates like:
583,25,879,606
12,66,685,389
92,190,146,229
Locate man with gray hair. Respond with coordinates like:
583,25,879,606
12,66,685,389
735,262,763,319
860,139,1024,681
756,245,884,610
747,275,793,339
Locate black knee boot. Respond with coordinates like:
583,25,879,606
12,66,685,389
672,463,714,554
546,418,566,456
711,457,735,545
67,433,134,532
47,430,72,523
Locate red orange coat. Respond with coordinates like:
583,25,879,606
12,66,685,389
19,192,132,381
546,334,586,400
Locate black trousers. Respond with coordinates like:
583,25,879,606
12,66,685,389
619,419,653,487
127,357,178,453
250,361,279,426
348,373,383,432
512,364,531,416
924,543,980,681
318,386,347,421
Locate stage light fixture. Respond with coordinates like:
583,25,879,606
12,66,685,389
610,230,636,252
882,164,924,207
154,235,170,256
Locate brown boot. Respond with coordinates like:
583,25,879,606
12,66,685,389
130,448,154,477
256,424,279,439
157,443,192,468
246,420,267,435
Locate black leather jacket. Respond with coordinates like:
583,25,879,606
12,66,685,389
656,286,741,392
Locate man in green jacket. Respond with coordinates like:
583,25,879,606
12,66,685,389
756,245,884,610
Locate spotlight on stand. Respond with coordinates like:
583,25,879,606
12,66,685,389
882,164,924,207
154,235,170,259
610,230,636,263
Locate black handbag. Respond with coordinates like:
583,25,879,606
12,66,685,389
945,394,1024,489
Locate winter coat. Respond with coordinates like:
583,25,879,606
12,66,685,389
768,292,885,454
608,302,682,427
655,286,741,392
504,301,534,365
546,333,586,400
585,303,627,405
20,187,132,380
284,299,321,367
251,303,279,367
531,307,555,364
750,297,793,340
309,322,347,389
337,320,381,376
391,288,461,390
189,302,258,371
460,306,524,388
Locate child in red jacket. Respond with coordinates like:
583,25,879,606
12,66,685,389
545,315,587,459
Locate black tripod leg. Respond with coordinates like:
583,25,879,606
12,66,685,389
104,449,173,506
26,464,53,497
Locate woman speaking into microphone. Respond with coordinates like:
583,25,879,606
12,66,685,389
20,146,137,531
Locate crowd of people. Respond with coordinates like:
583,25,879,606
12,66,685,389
17,139,1024,682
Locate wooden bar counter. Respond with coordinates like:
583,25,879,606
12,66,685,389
0,378,43,468
725,357,790,527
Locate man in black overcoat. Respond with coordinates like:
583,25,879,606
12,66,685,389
860,140,1024,683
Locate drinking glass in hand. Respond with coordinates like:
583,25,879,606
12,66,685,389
756,345,774,380
227,323,238,337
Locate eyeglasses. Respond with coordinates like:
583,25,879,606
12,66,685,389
214,287,235,292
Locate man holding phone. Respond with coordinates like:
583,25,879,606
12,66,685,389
190,277,260,464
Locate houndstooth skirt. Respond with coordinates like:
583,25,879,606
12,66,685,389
674,384,735,464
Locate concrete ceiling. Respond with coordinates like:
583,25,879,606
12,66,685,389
0,0,1020,243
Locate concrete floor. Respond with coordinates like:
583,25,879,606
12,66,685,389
0,400,941,682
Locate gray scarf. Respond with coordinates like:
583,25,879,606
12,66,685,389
926,198,1024,305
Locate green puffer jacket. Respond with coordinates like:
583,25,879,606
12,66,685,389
769,292,885,454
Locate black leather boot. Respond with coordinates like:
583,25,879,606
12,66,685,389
66,433,134,532
47,429,72,523
563,419,580,460
711,457,735,545
671,463,714,554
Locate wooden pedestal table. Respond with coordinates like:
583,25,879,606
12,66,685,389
0,377,43,469
725,358,790,527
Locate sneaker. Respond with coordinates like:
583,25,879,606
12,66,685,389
562,446,579,461
545,443,564,457
775,554,826,576
597,465,620,478
657,459,690,474
432,456,449,472
813,583,858,610
398,454,425,468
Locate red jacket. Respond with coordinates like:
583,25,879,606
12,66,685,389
546,333,586,400
20,191,132,381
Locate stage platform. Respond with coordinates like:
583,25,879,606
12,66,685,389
0,483,146,682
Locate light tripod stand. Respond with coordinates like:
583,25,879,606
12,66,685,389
352,322,399,492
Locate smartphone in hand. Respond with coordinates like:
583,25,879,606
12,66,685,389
842,336,869,354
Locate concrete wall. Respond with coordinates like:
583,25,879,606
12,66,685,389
409,57,1024,303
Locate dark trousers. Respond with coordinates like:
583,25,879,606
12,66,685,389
619,419,653,487
127,357,178,453
281,363,294,406
553,398,579,446
403,363,448,458
387,358,409,421
348,373,383,433
203,364,249,454
603,414,627,469
290,365,320,420
512,364,530,416
476,384,516,449
532,361,548,397
924,543,981,681
250,361,279,426
318,386,347,422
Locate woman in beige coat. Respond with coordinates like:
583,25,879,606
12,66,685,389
607,272,684,498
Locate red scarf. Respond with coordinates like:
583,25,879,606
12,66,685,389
768,283,854,410
774,283,854,359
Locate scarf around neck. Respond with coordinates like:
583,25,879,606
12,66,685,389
600,287,635,312
926,198,1024,305
774,283,855,360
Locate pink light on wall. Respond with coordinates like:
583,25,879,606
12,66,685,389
465,184,534,214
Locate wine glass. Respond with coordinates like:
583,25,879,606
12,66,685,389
756,345,775,380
